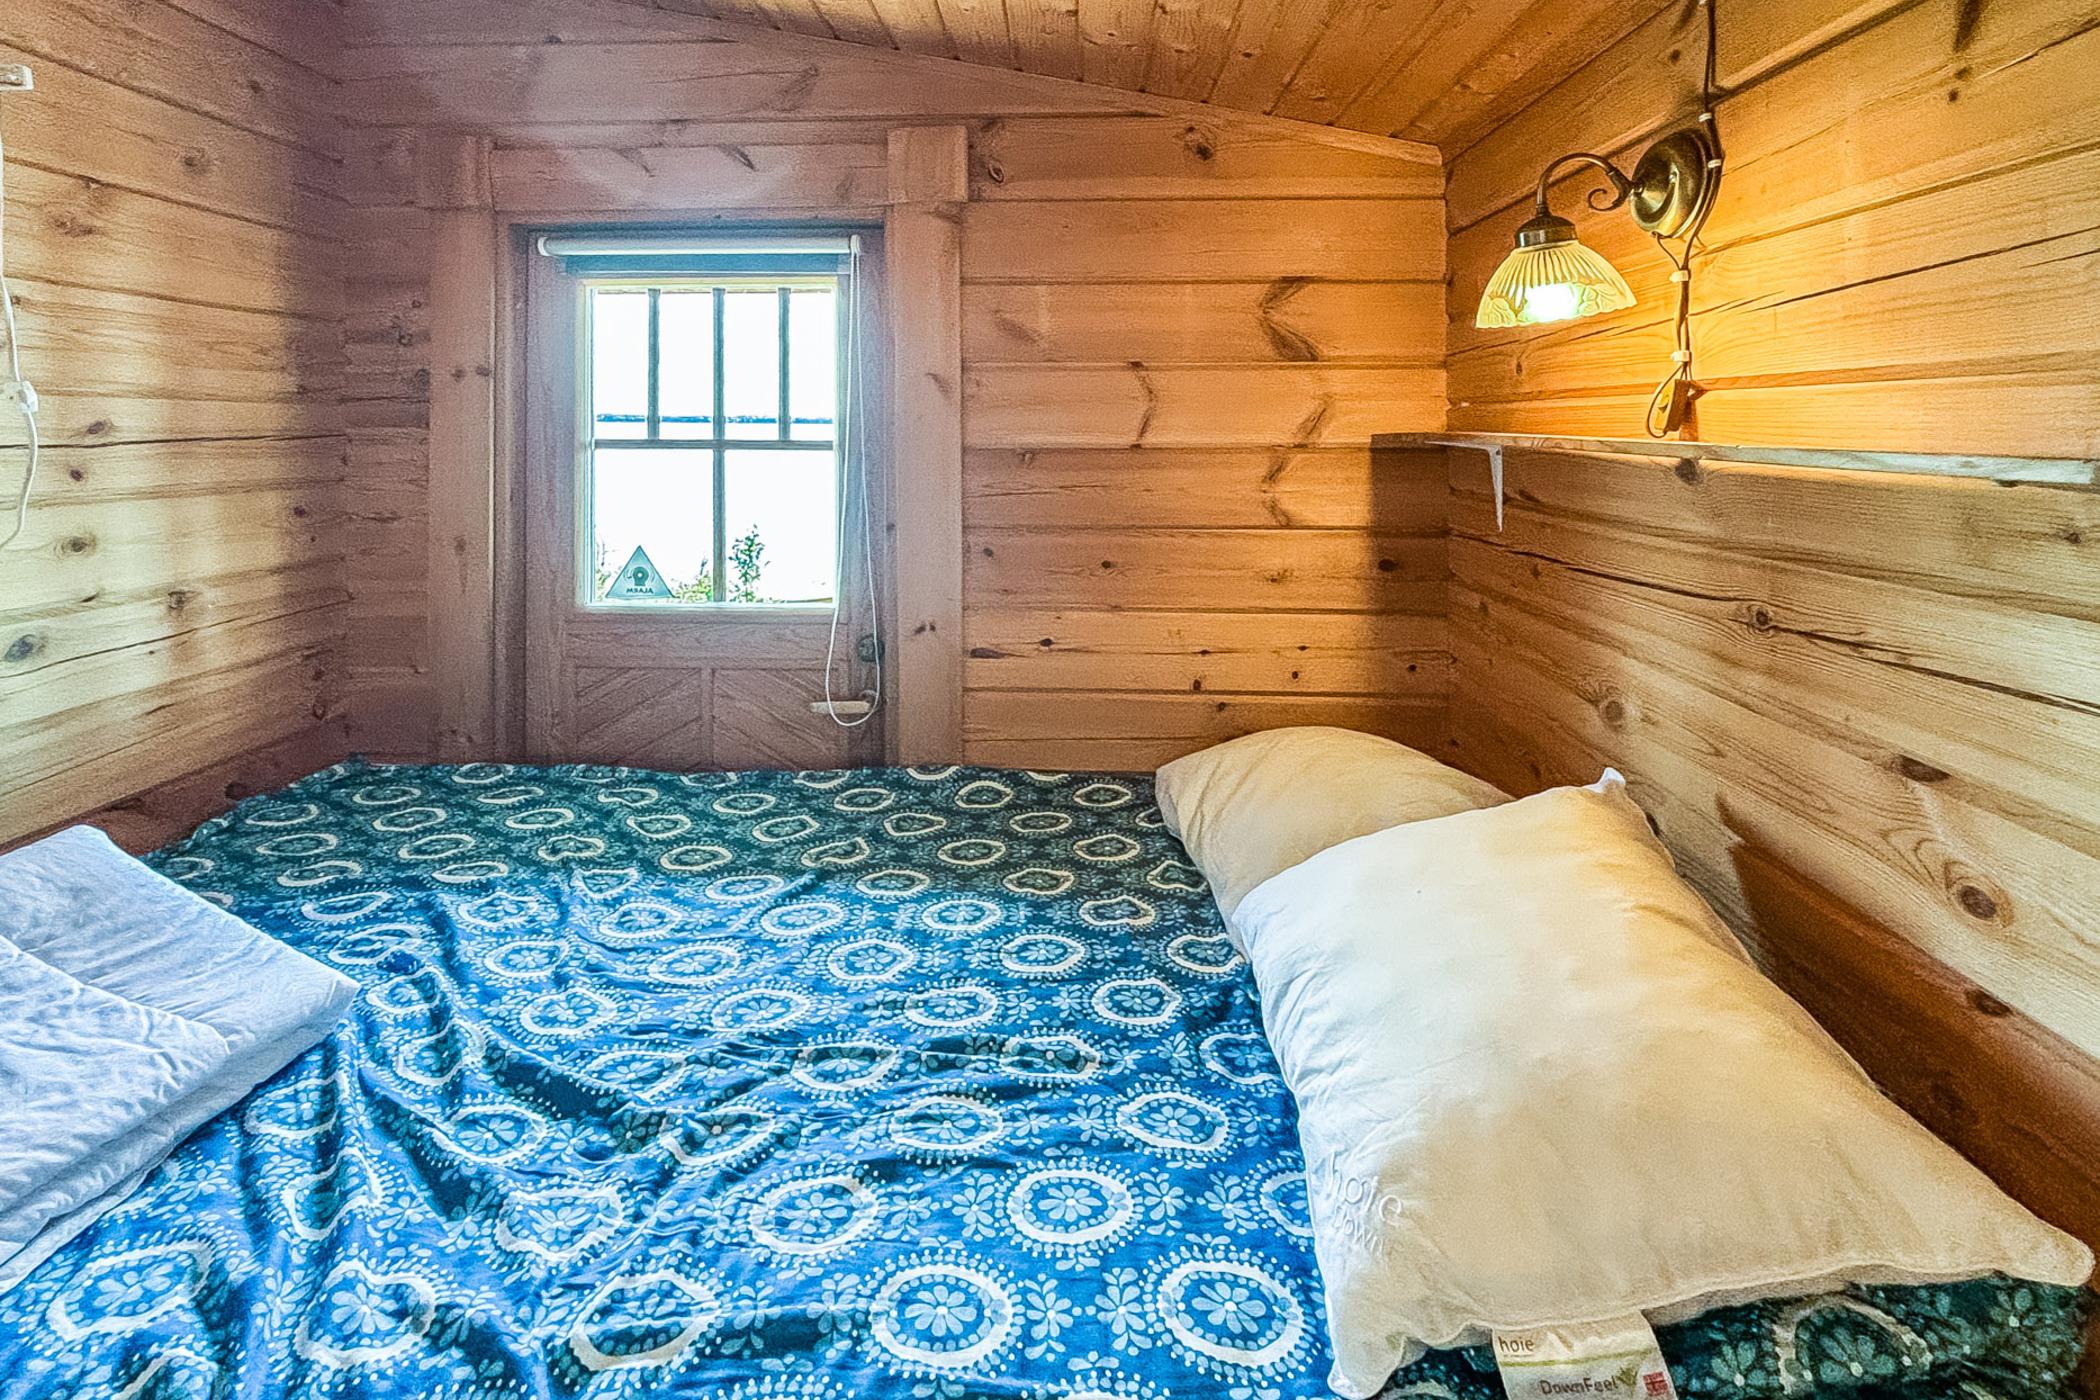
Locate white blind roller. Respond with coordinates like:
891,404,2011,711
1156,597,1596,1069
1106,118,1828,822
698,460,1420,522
537,232,860,258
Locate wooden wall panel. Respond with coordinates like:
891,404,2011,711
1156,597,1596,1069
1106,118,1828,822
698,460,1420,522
965,609,1452,694
1444,444,2100,1060
2,726,353,858
6,0,332,148
1440,438,2100,1260
714,668,858,769
964,365,1444,449
965,691,1448,771
969,117,1443,200
953,93,1447,769
963,198,1443,282
337,33,1145,127
1428,0,2100,1257
887,125,968,763
964,446,1449,529
965,281,1444,364
420,135,500,760
1734,845,2100,1264
335,0,1450,770
1441,0,2100,456
0,2,348,847
966,530,1445,612
494,141,890,213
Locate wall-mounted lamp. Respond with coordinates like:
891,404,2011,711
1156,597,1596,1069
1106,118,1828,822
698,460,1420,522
1473,0,1724,436
1474,128,1719,329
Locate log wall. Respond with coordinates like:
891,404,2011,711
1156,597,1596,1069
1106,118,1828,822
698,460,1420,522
1442,0,2099,455
1447,441,2100,1052
335,0,1452,770
0,0,349,846
1433,0,2100,1271
1442,435,2100,1254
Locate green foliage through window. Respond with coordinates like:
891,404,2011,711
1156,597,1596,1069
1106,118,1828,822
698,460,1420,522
594,526,767,605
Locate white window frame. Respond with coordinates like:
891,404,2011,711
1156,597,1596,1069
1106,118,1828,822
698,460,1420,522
580,271,849,610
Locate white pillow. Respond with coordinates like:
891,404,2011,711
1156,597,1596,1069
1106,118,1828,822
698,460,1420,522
1234,773,2093,1399
0,826,358,1290
1156,727,1506,939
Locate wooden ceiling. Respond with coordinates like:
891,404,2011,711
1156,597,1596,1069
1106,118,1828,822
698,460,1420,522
627,0,1676,152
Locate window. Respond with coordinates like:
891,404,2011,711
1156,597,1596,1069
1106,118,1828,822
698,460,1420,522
585,278,842,606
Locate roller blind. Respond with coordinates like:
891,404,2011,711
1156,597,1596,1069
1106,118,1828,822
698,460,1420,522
537,231,861,278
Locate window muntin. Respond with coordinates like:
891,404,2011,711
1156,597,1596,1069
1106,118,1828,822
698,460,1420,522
584,278,842,607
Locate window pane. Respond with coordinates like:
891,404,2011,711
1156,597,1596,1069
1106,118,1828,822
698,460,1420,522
591,290,648,441
722,290,782,440
789,288,838,443
590,449,715,604
724,450,836,604
658,290,715,440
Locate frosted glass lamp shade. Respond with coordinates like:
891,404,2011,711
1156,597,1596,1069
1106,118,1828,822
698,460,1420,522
1475,218,1636,328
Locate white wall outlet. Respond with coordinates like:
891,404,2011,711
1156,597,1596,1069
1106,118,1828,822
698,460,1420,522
0,65,32,91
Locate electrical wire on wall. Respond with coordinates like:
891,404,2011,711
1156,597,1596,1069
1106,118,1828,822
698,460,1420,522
1645,0,1724,438
821,234,882,728
0,266,36,552
0,65,39,552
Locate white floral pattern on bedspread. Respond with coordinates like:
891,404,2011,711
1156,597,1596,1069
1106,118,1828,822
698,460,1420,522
0,761,2082,1400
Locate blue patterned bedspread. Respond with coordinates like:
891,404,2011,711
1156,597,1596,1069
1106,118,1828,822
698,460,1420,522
0,761,2083,1399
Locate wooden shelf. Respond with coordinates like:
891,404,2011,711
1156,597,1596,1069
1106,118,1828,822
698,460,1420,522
1375,431,2100,489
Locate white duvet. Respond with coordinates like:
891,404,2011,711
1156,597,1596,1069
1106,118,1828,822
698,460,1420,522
0,826,356,1292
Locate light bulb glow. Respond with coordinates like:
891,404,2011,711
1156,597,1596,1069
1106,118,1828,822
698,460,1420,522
1519,282,1582,323
1476,238,1636,328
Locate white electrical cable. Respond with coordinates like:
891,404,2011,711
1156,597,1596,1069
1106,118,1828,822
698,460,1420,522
0,270,37,552
0,75,39,554
821,234,881,728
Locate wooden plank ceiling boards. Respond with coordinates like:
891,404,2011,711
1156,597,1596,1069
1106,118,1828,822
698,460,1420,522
604,0,1673,148
0,0,350,848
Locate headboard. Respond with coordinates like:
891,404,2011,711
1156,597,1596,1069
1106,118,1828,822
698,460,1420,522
1409,432,2100,1288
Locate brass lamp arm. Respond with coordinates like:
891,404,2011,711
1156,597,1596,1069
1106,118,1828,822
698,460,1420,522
1533,152,1636,218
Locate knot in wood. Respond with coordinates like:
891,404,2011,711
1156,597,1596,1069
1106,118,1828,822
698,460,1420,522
1953,882,2002,922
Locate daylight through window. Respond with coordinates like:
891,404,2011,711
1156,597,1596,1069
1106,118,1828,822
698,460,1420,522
587,279,842,606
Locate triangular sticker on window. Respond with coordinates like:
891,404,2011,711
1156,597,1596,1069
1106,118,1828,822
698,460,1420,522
606,546,674,600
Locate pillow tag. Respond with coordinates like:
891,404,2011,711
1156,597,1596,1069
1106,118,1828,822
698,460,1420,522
1490,1315,1678,1400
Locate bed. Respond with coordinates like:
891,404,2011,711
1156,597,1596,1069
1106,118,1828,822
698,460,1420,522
0,759,2083,1399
